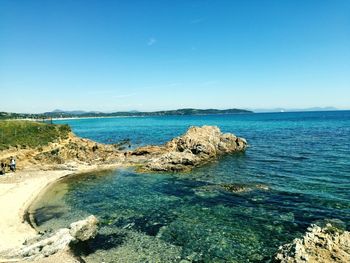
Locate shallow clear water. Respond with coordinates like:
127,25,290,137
32,111,350,262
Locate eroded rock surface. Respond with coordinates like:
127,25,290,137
139,126,247,172
0,131,125,171
1,125,247,173
275,224,350,263
4,215,98,261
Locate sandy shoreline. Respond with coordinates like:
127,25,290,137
0,163,122,262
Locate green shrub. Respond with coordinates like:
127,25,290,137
0,121,72,151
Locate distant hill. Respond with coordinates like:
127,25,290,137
41,108,253,118
0,108,252,120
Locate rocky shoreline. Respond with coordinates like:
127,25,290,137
3,216,98,261
275,224,350,262
0,125,247,173
0,125,349,262
0,126,247,262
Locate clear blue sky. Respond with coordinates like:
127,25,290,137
0,0,349,113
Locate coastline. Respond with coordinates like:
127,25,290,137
14,115,133,121
0,163,122,262
0,121,348,262
15,112,253,122
0,125,249,262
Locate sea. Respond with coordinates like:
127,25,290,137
30,111,350,262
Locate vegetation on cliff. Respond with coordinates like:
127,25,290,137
0,120,125,170
0,121,71,151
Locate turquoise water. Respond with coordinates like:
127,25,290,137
33,111,350,262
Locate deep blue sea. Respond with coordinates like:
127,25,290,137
32,111,350,262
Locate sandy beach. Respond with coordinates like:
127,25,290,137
0,163,122,262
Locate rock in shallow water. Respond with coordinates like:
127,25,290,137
139,126,247,172
274,223,350,263
195,183,269,196
220,183,269,193
69,215,98,242
4,215,98,261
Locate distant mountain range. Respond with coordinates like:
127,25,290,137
2,107,345,120
45,108,253,117
253,107,338,113
0,108,252,119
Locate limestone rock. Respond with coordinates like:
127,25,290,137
5,215,98,261
69,215,98,242
1,125,247,173
2,131,125,170
147,151,198,172
275,224,350,263
141,126,247,172
131,145,164,156
18,229,74,258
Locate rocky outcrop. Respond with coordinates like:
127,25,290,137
139,126,247,172
0,132,125,171
0,125,247,173
131,145,165,156
32,135,124,166
275,224,350,263
4,215,98,261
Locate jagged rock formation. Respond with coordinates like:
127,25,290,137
137,126,247,172
0,125,247,173
4,215,98,261
275,224,350,263
0,132,124,170
32,134,123,166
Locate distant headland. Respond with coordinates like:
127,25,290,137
0,108,253,120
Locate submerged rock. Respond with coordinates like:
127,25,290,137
140,126,247,172
220,183,269,193
274,223,350,263
196,182,269,195
5,215,98,260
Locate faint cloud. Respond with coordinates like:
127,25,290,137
85,91,138,99
86,90,113,95
112,93,138,99
112,103,143,108
143,83,181,89
147,37,157,46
